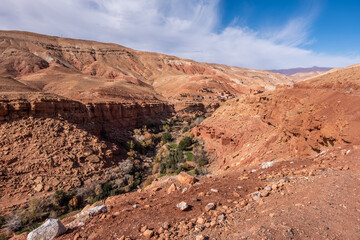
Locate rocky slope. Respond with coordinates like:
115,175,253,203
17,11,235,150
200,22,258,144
0,30,292,109
193,64,360,172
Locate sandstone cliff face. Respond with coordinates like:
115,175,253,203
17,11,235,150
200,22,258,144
0,95,173,128
194,78,360,172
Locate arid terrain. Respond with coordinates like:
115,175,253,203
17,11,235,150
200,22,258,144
0,31,359,240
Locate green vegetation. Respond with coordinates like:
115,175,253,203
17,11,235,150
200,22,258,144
184,152,194,161
0,234,8,240
162,132,172,144
151,114,210,178
182,126,189,133
178,136,193,151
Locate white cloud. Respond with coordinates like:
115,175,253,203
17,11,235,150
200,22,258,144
0,0,359,69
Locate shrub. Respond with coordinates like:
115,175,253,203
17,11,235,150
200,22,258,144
178,136,193,151
162,124,170,132
5,213,22,232
102,182,112,196
53,190,67,207
141,176,155,188
182,126,189,133
162,132,172,144
0,234,8,240
159,163,166,174
175,165,184,174
0,216,4,228
195,150,209,167
184,152,194,161
20,198,51,226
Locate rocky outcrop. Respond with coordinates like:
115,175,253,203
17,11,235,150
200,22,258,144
0,96,173,127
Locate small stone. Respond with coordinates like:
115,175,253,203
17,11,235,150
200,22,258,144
167,183,177,194
233,192,240,197
34,184,43,192
205,203,216,212
210,188,218,193
218,214,226,222
264,186,272,191
250,191,261,201
140,225,148,233
176,201,189,211
177,172,196,184
157,227,164,234
73,233,80,240
260,190,269,197
143,229,154,238
162,222,170,229
197,217,206,225
196,235,205,240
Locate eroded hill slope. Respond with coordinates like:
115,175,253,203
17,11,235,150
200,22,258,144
194,65,360,172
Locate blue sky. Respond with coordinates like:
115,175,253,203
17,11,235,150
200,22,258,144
219,0,360,56
0,0,359,69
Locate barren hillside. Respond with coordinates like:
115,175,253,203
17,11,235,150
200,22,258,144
1,31,360,240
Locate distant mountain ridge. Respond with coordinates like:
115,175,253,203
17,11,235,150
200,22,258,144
269,66,333,75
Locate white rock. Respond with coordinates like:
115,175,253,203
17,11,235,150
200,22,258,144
264,186,272,191
205,203,216,212
261,161,276,169
250,191,261,201
66,205,107,228
80,205,107,216
210,188,218,193
27,219,66,240
176,201,189,211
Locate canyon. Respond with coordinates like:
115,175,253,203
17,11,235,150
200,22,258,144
0,31,359,240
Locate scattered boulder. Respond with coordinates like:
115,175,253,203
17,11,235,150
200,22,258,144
197,217,206,225
143,229,154,239
177,172,196,185
167,183,177,194
86,154,100,163
205,203,216,212
27,219,66,240
34,184,43,192
176,201,189,211
261,161,276,169
196,235,205,240
250,191,261,201
162,222,170,229
66,205,107,228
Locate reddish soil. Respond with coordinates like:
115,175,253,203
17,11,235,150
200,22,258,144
43,147,359,240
